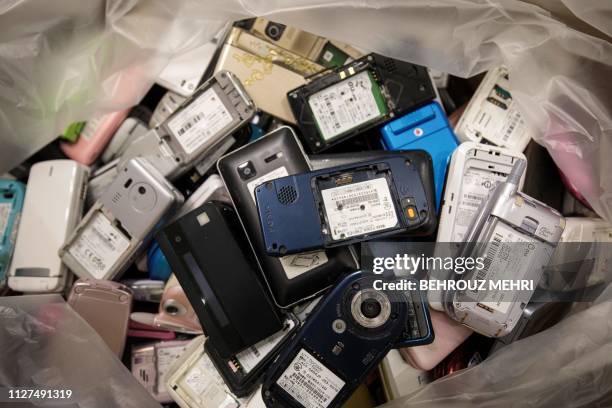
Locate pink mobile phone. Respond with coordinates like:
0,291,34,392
546,118,599,211
128,319,177,340
129,275,202,334
400,309,473,371
67,278,133,356
60,109,130,165
156,274,202,334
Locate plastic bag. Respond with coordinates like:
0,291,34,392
1,1,610,222
1,0,611,222
383,284,612,407
0,295,161,408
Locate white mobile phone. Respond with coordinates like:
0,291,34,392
455,66,532,152
8,160,89,292
156,24,229,97
437,142,527,243
430,142,526,311
165,336,247,408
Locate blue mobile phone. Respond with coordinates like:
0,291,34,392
254,156,434,256
381,102,459,211
0,180,26,286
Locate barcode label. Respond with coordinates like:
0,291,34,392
451,168,506,242
166,87,233,155
67,211,130,278
336,192,379,208
321,177,397,241
177,112,204,136
472,221,543,314
501,110,522,142
308,70,383,141
475,233,503,281
277,349,344,408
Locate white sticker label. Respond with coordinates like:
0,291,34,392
452,168,506,242
277,349,344,408
471,221,552,313
156,343,187,396
467,78,527,148
321,177,397,241
166,87,233,155
235,320,295,372
0,202,12,238
308,70,384,141
67,211,130,278
183,352,240,408
247,167,329,279
279,251,329,280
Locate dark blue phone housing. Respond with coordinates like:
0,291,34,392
261,272,409,408
254,156,433,256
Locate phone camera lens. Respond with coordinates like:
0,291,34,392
165,305,179,315
265,22,286,41
238,161,257,181
350,288,391,329
138,186,146,195
360,298,382,319
163,299,185,316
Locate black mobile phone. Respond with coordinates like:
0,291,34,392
156,201,284,358
217,126,358,308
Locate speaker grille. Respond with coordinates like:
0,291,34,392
277,185,297,205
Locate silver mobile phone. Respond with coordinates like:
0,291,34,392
60,158,183,281
445,160,565,337
119,71,255,181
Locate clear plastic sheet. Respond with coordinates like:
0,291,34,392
383,284,612,407
1,1,610,222
0,295,161,408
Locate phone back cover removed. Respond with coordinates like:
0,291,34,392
217,127,358,308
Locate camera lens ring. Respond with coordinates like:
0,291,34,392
265,22,285,41
163,299,186,316
350,288,391,329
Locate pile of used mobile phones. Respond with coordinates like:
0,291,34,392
1,17,610,408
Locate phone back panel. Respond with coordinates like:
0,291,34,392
68,279,132,356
